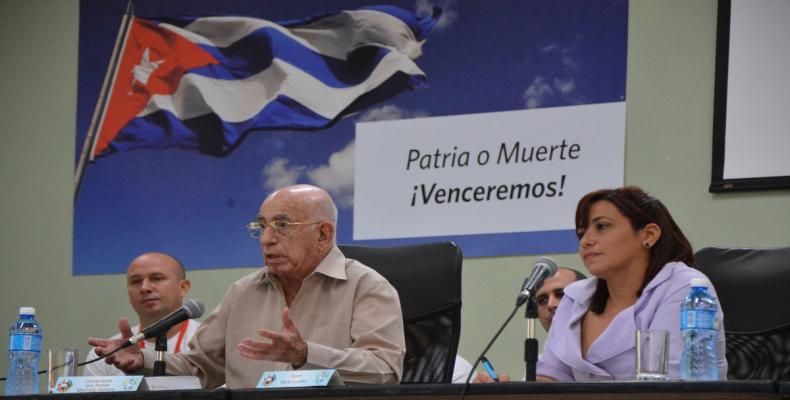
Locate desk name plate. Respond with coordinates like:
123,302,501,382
51,376,144,393
256,369,344,389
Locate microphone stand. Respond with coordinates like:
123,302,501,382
153,334,167,376
524,296,538,381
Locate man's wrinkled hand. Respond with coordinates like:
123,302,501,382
238,308,308,367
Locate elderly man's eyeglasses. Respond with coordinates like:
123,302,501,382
246,220,320,238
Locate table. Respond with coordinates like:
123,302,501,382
5,381,784,400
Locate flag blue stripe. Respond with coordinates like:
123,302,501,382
358,6,441,40
187,28,394,87
111,94,330,157
103,72,419,158
277,6,439,41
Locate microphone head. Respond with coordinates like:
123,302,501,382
183,299,205,319
533,256,558,277
516,256,560,306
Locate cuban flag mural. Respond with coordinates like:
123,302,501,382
89,7,438,159
74,0,628,275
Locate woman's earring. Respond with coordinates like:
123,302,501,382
643,241,651,248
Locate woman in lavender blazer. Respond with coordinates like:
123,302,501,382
537,187,727,381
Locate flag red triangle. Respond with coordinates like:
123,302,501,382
92,18,218,158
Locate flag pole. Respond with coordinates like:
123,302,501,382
73,0,135,204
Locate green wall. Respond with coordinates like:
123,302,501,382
1,0,788,387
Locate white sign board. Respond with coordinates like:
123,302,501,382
354,102,625,240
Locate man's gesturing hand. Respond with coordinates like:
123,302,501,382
238,308,308,367
87,317,144,373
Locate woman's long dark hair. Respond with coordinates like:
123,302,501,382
575,186,694,314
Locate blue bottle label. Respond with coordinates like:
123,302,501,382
9,333,42,352
681,309,717,330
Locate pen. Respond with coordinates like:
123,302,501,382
480,356,499,382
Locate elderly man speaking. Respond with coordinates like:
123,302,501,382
89,184,405,387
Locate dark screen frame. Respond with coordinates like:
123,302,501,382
710,0,790,192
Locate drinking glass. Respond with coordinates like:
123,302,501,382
47,348,79,393
635,330,669,381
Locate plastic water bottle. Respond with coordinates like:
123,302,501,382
680,279,719,380
5,307,42,395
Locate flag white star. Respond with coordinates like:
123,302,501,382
132,47,164,87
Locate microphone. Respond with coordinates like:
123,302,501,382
516,257,558,306
461,260,558,391
123,299,204,348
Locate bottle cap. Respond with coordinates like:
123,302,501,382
690,278,708,287
19,307,36,316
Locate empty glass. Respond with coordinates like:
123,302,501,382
47,348,79,393
635,330,669,381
